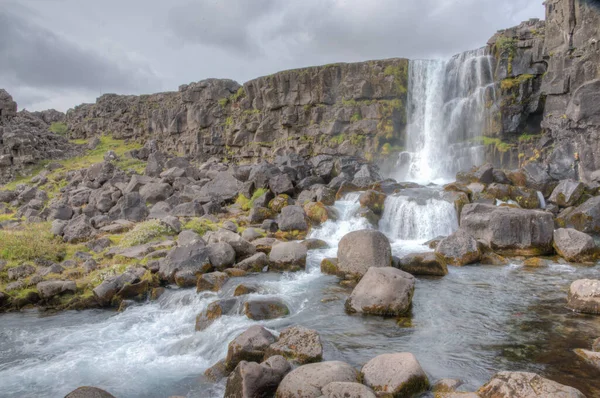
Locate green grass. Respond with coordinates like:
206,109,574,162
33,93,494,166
218,98,229,107
500,74,535,91
350,113,362,123
49,122,68,135
235,188,268,211
471,136,514,153
183,218,219,237
0,223,66,262
230,87,246,102
119,220,176,248
518,133,541,143
383,62,409,95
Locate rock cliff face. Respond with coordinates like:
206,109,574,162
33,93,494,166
66,59,409,163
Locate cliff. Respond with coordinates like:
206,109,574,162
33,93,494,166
66,59,409,163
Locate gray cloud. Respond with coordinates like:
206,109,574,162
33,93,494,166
0,3,157,95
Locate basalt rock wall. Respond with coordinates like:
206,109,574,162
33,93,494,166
66,59,409,164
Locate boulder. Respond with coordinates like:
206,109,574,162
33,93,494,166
241,228,264,242
114,192,149,222
557,196,600,234
358,190,386,215
139,183,173,205
234,284,259,296
171,201,204,217
197,271,229,292
477,371,585,398
244,299,290,320
275,361,358,398
196,298,238,331
207,242,236,270
521,163,557,197
361,353,429,397
269,174,295,196
225,356,292,398
177,230,204,247
345,267,415,316
235,252,269,272
337,230,392,278
574,349,600,371
269,242,308,271
553,228,597,263
278,205,308,232
397,252,448,276
320,382,376,398
567,279,600,314
460,203,554,256
265,326,323,364
226,325,277,370
36,280,76,299
7,264,35,280
199,171,242,202
64,386,116,398
158,241,211,286
435,229,481,266
548,180,585,208
205,228,257,260
63,214,94,243
249,206,273,224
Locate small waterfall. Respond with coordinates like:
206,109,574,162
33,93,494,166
380,189,459,240
536,191,546,209
395,48,497,183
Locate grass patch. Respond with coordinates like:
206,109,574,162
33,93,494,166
49,122,68,136
235,188,269,211
119,220,176,248
183,218,219,237
230,87,246,102
0,223,66,262
518,133,541,143
471,136,514,153
218,98,229,107
350,112,362,123
500,74,535,91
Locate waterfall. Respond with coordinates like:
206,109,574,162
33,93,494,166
395,48,497,183
379,189,459,240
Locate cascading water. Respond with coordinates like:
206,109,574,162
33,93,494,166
396,48,497,183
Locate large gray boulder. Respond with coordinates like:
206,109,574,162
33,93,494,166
275,361,358,398
207,242,236,270
337,229,391,278
112,192,149,222
397,252,448,276
265,326,323,364
139,183,173,205
225,325,276,371
63,214,94,243
244,299,290,320
205,228,257,260
435,229,481,266
269,242,308,271
269,174,295,196
235,252,269,272
278,205,308,232
158,241,211,286
548,180,585,208
460,203,554,256
361,353,429,397
224,356,291,398
198,171,242,202
345,267,414,316
567,279,600,314
557,196,600,234
36,280,76,299
477,371,586,398
553,228,597,263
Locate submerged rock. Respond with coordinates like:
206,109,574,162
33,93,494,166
64,386,116,398
244,299,290,320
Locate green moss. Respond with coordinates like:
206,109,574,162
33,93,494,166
350,112,362,123
49,122,68,136
471,136,515,153
235,188,269,211
496,36,517,75
218,98,229,107
119,220,176,247
518,133,541,143
0,223,66,262
230,87,246,102
224,116,234,127
500,74,535,91
183,218,219,237
383,62,409,95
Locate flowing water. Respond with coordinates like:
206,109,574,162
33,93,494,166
396,48,497,183
2,193,600,398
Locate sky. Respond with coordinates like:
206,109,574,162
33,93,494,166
0,0,545,112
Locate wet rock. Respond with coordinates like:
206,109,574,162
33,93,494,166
320,382,376,398
301,239,328,250
477,371,585,398
64,386,116,398
275,361,358,398
37,280,76,299
345,267,415,316
433,378,464,393
359,190,386,215
196,298,238,331
553,228,597,263
574,349,600,371
303,202,333,225
225,356,291,398
337,229,392,278
196,271,229,292
265,326,323,364
567,279,600,314
548,180,585,208
158,241,211,286
269,242,308,271
207,241,236,270
397,252,448,276
205,359,230,382
320,258,341,276
278,205,308,232
234,283,259,296
244,299,290,320
235,252,269,272
460,203,554,256
435,229,481,266
225,325,277,371
361,353,429,397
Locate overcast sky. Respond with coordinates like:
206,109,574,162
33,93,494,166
1,0,544,112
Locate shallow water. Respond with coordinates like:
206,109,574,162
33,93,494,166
1,194,600,398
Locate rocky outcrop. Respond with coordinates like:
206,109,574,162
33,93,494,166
66,60,409,164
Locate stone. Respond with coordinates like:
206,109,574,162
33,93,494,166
261,219,278,232
548,180,585,208
235,252,269,272
199,171,242,202
234,284,259,296
337,229,392,278
361,353,429,397
204,359,230,382
196,298,238,331
521,162,557,197
114,192,149,222
278,205,308,232
269,242,308,271
196,271,229,292
320,258,341,276
477,371,585,398
7,264,35,280
553,228,597,263
269,174,295,196
301,239,328,250
205,228,257,260
320,382,376,398
177,230,204,247
275,361,358,398
567,279,600,314
63,214,94,243
460,204,554,256
345,267,415,316
358,190,386,215
241,228,264,242
557,196,600,234
224,356,292,398
249,206,273,224
171,201,204,217
225,325,276,371
207,242,236,270
139,183,173,205
435,229,481,266
397,252,448,276
265,326,323,364
244,299,290,320
574,348,600,371
64,386,116,398
158,241,211,286
36,280,76,299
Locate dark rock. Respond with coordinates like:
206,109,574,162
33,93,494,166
265,326,323,364
195,298,238,331
158,241,211,286
235,252,268,272
37,280,76,299
397,252,448,276
269,174,295,196
244,299,290,320
225,325,276,371
548,180,585,208
277,205,308,232
63,214,94,243
268,242,307,271
556,196,600,234
64,386,116,398
224,356,291,398
337,230,391,278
